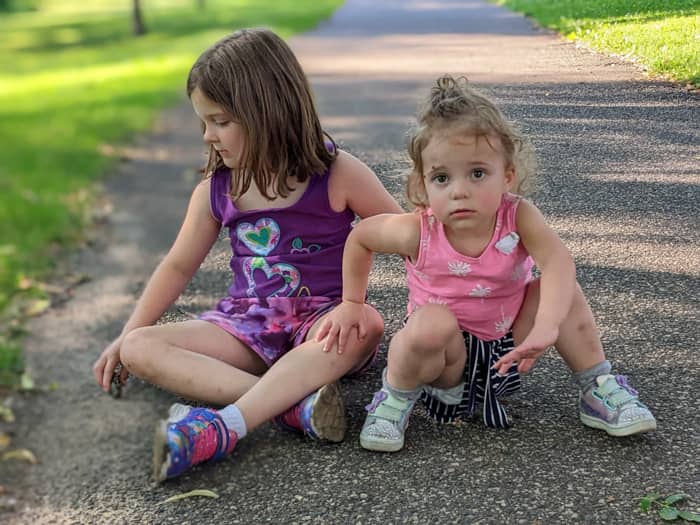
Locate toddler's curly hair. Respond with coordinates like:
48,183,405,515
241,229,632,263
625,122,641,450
406,75,537,208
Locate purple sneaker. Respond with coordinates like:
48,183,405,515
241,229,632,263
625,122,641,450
579,375,656,436
273,383,346,442
152,403,238,482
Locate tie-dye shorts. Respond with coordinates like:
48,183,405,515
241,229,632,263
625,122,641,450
200,296,376,374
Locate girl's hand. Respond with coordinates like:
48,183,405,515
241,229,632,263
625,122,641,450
315,300,367,354
93,336,129,392
493,323,559,375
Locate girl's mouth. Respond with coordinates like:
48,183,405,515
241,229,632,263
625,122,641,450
451,209,475,217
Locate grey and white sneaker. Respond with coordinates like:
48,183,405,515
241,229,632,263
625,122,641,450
359,389,417,452
579,374,656,436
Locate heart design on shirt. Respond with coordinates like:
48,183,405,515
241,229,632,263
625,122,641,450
236,218,281,256
243,257,300,297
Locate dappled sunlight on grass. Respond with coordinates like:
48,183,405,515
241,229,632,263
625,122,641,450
495,0,699,85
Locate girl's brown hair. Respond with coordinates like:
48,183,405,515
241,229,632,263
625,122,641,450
187,28,336,199
406,75,536,208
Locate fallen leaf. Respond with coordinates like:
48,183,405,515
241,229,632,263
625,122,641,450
0,406,15,423
17,277,33,290
0,433,10,451
24,299,50,317
159,489,219,504
2,449,38,464
20,373,35,391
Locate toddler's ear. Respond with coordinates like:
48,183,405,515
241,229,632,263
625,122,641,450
504,165,516,191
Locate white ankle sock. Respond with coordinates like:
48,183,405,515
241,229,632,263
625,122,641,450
218,405,247,439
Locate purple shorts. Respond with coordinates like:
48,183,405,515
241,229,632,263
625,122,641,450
200,296,377,374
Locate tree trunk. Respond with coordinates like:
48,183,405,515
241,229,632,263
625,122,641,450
133,0,146,36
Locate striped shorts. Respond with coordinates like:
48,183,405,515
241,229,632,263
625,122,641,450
420,330,521,429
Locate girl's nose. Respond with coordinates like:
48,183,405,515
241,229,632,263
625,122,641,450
451,179,470,198
202,124,216,144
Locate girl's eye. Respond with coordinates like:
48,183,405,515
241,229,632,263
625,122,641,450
472,169,486,180
214,120,230,127
432,174,448,184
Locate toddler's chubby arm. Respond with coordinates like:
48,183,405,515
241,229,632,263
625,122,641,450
493,199,576,374
93,179,221,392
316,212,421,353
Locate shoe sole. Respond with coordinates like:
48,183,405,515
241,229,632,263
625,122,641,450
360,434,404,452
152,419,169,483
580,413,657,437
310,383,346,442
151,403,193,483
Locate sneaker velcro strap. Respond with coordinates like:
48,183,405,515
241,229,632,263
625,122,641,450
366,390,414,423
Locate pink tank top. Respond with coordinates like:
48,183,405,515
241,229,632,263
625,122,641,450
405,193,534,341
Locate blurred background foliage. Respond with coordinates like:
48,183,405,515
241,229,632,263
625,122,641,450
0,0,342,385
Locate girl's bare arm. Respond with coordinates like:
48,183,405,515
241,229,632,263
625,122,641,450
328,149,404,217
516,199,576,331
93,179,220,390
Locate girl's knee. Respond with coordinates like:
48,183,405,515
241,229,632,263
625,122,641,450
120,327,160,379
405,304,460,351
362,305,385,343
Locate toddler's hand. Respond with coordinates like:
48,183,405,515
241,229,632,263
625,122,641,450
315,300,367,354
492,324,558,375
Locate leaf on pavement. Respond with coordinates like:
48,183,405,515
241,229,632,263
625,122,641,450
640,493,662,512
663,493,687,505
678,510,700,522
659,506,679,521
24,299,50,317
0,433,10,452
2,449,38,464
0,406,15,423
160,489,219,504
20,372,35,391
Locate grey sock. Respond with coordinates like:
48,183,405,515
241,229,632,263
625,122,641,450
382,367,422,402
218,404,247,439
573,360,612,392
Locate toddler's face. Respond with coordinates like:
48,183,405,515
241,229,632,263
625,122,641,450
421,131,514,236
191,88,245,169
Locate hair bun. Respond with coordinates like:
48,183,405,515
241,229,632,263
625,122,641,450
429,75,471,118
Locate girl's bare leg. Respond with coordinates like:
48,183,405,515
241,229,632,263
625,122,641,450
512,279,606,373
386,304,466,390
120,320,267,405
235,304,384,432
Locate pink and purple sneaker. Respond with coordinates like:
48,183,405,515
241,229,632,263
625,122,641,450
273,382,346,442
153,404,238,482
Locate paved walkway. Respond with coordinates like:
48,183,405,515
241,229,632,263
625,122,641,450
3,1,699,523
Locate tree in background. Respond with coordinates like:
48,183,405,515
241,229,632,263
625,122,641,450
133,0,146,35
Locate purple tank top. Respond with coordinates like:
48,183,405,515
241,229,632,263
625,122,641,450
209,167,354,299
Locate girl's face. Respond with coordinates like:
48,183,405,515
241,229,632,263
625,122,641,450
421,131,514,236
191,88,245,168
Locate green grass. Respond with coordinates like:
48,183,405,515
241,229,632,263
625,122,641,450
495,0,700,86
0,0,343,384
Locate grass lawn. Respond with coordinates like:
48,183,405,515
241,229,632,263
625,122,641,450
0,0,342,384
495,0,700,86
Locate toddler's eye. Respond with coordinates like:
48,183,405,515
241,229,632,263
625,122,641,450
214,120,230,127
472,169,486,180
432,174,448,184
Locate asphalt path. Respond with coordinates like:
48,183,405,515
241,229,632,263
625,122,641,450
3,0,699,523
